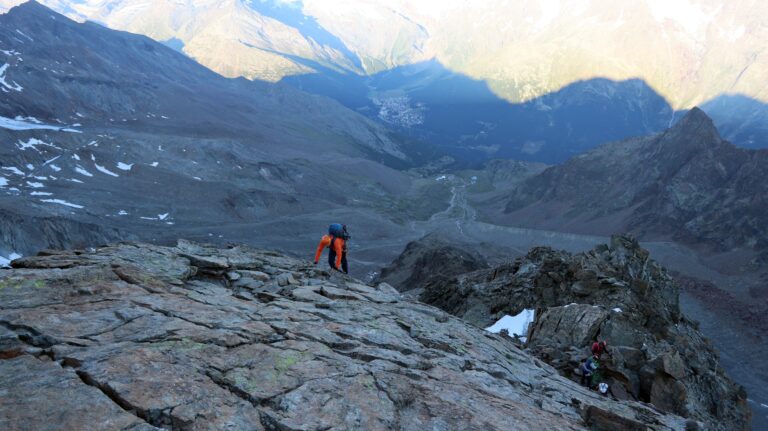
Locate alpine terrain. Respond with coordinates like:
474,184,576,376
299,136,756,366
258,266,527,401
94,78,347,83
0,0,766,430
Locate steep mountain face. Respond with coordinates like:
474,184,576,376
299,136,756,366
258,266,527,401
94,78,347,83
0,240,691,430
11,0,767,159
493,108,768,254
0,2,440,261
409,235,750,430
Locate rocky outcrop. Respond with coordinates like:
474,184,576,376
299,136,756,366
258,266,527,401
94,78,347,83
0,240,689,430
376,233,489,292
0,208,134,258
416,235,751,430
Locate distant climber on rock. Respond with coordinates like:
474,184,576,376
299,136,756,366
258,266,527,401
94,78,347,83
580,355,600,388
592,340,608,358
314,223,350,274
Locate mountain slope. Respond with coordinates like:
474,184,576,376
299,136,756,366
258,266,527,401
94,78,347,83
0,1,440,262
491,108,768,255
10,0,767,157
0,1,407,160
1,0,364,81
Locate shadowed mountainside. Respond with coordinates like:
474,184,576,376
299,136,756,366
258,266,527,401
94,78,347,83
491,108,768,258
284,60,678,163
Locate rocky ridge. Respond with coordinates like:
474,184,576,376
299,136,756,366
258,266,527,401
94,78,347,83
0,240,690,430
416,235,750,430
497,108,768,256
376,233,489,293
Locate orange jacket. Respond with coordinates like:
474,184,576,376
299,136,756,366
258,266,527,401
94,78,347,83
314,235,346,269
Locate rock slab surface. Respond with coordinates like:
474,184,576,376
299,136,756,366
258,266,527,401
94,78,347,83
0,241,687,430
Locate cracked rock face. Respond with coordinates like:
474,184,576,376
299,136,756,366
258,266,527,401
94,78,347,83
0,240,687,430
416,234,751,430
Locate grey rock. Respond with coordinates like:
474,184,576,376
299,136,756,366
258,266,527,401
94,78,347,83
233,278,265,291
320,285,366,301
528,304,608,347
0,355,148,431
376,282,400,296
238,270,270,282
413,235,750,430
0,240,690,430
276,272,297,287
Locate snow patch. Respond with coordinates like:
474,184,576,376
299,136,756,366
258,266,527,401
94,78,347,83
158,213,169,221
612,308,623,313
0,63,23,92
0,177,7,188
67,178,84,184
0,115,81,132
116,162,133,171
15,29,33,42
49,164,61,172
94,163,119,177
75,166,93,177
30,191,53,196
117,210,128,216
150,162,159,167
1,167,24,175
26,181,44,188
41,199,83,209
485,309,535,342
0,252,22,268
16,138,61,152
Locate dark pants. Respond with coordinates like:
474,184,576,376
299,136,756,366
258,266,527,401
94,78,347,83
328,248,348,274
581,372,592,387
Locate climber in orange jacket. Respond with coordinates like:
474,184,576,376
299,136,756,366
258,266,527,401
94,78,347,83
314,224,349,274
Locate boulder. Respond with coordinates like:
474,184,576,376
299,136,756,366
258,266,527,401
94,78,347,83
238,270,270,282
275,272,298,287
528,304,608,347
